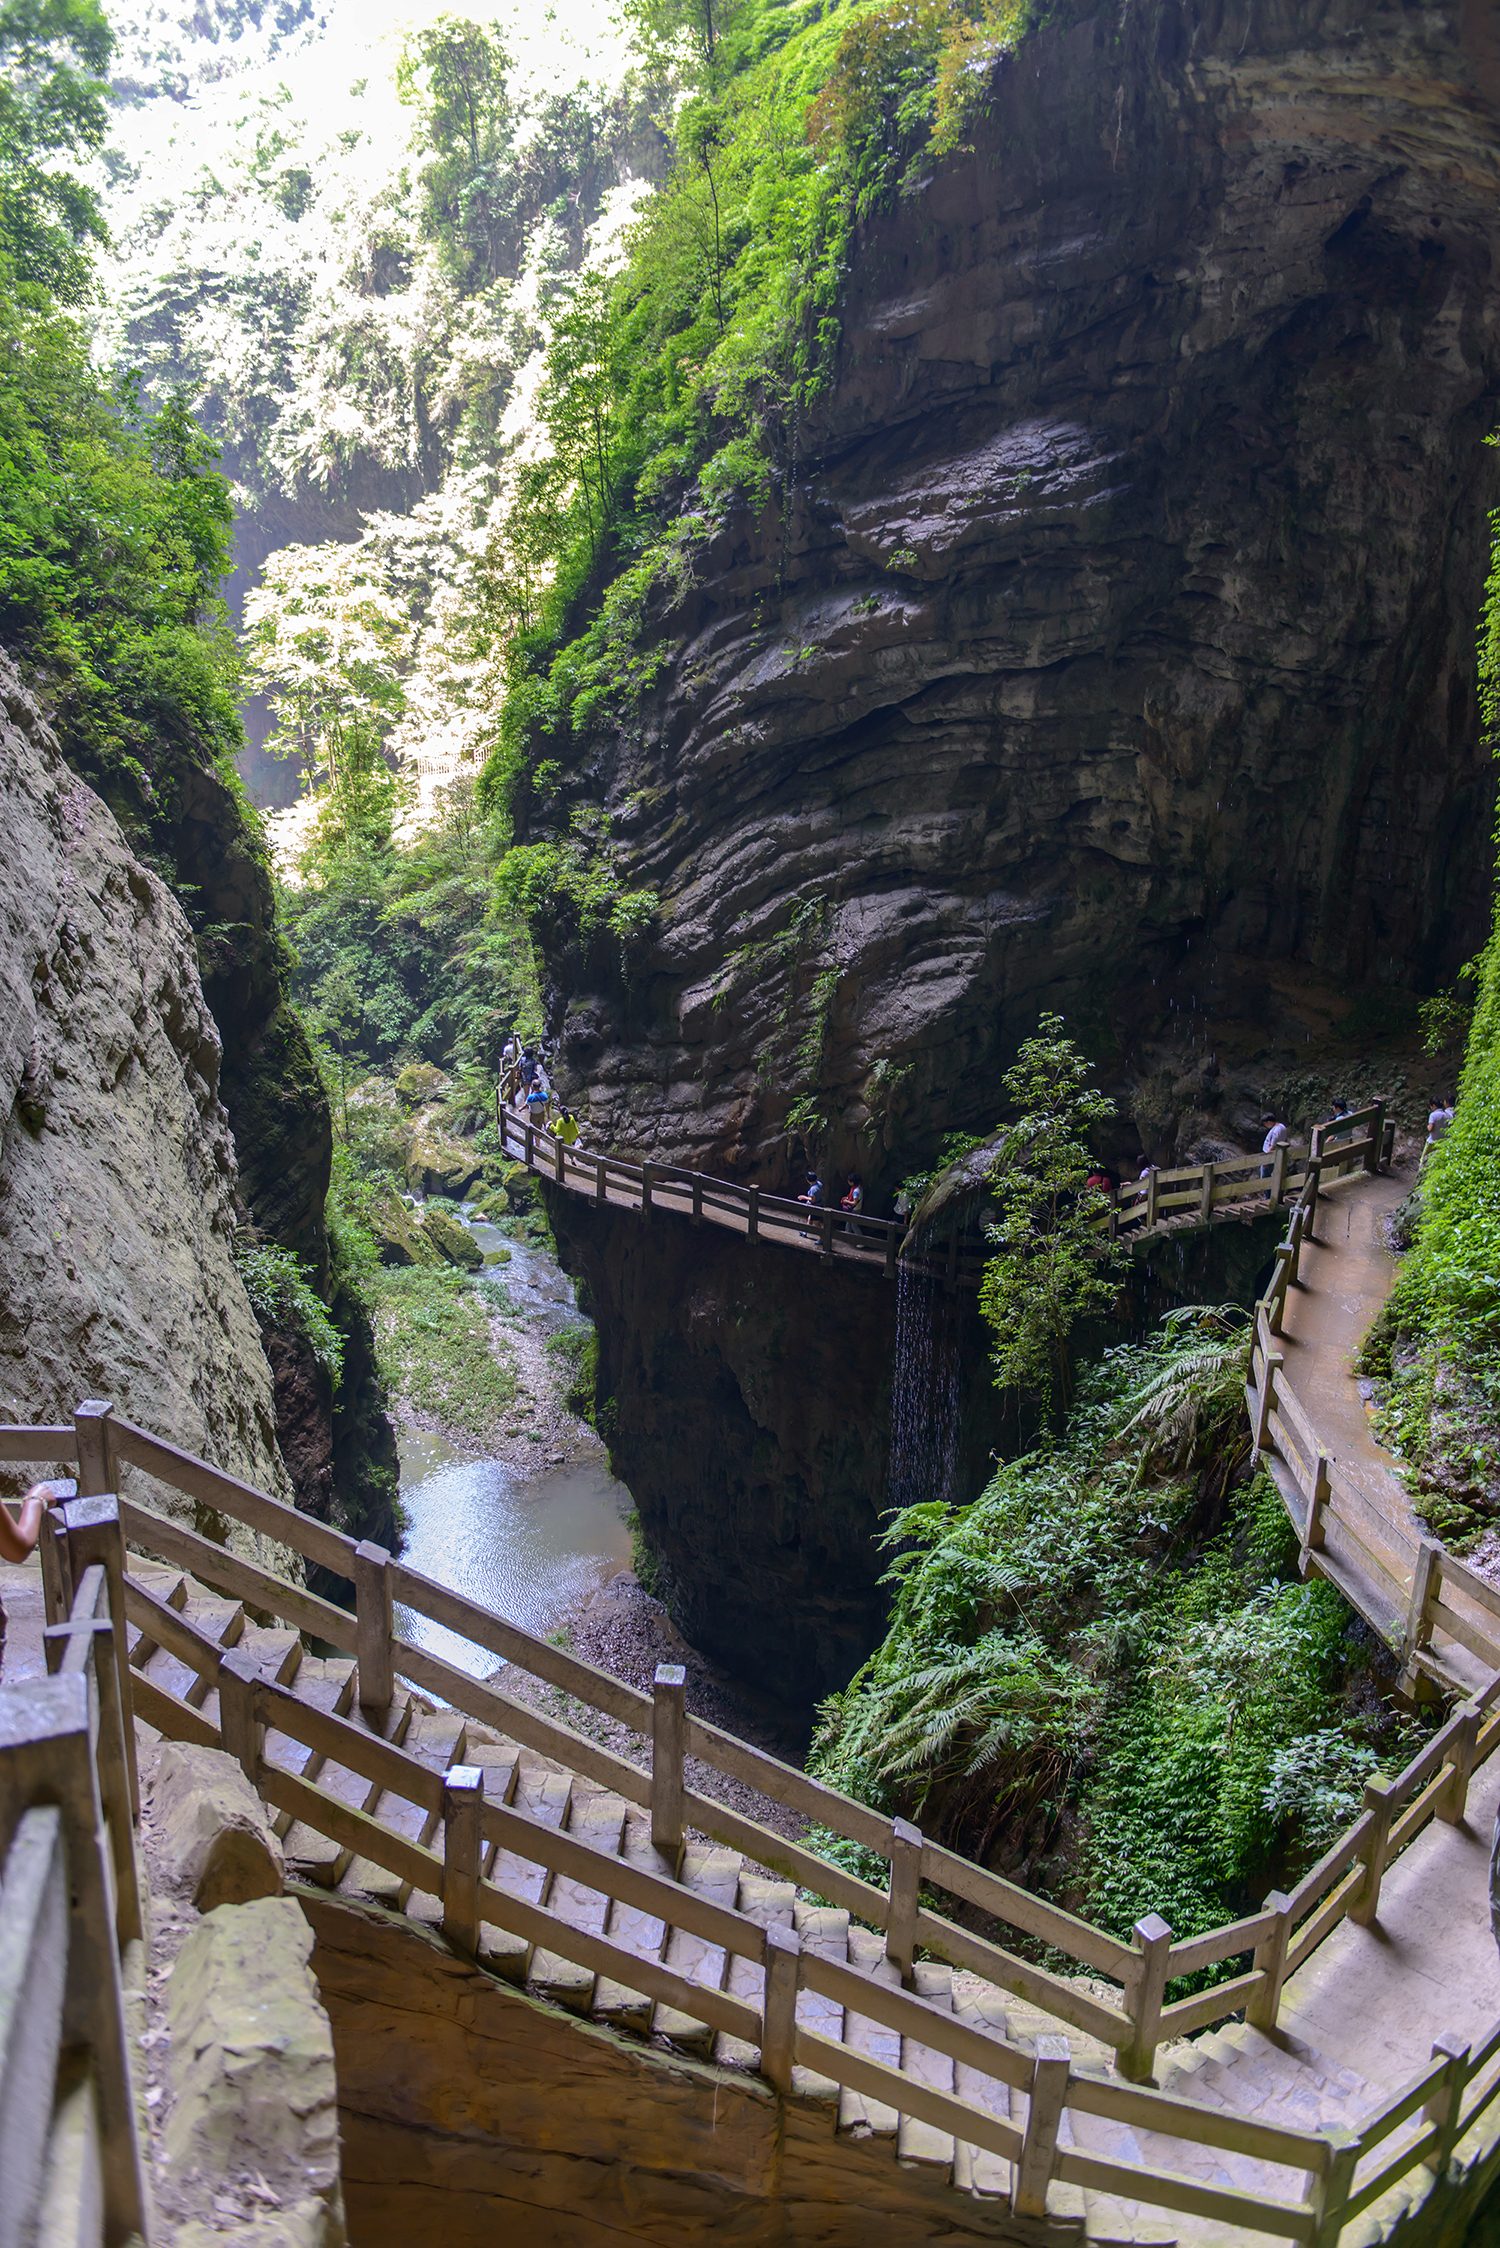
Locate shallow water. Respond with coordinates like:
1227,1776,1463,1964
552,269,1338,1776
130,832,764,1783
393,1206,633,1677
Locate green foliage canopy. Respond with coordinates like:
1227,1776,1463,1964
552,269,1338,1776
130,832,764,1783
0,0,111,303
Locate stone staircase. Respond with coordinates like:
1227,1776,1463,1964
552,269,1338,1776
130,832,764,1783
115,1561,1394,2245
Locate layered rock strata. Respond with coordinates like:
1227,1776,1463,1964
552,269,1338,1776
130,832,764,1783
0,653,292,1510
526,0,1500,1696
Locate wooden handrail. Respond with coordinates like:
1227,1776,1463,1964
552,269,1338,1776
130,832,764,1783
12,1401,1491,2238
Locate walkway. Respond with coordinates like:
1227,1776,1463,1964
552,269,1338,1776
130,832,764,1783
495,1100,1379,1290
7,1377,1500,2243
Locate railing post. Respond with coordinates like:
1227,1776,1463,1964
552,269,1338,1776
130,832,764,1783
1305,1157,1321,1239
1365,1101,1384,1177
72,1397,116,1497
1014,2034,1071,2218
217,1648,262,1783
1253,1348,1283,1457
1423,2033,1470,2177
1310,2125,1361,2246
747,1186,759,1243
596,1154,607,1207
354,1538,395,1720
691,1176,703,1228
442,1764,484,1953
1300,1450,1332,1575
0,1676,148,2240
1199,1160,1215,1223
37,1500,74,1627
1247,1891,1293,2033
1288,1201,1306,1283
1439,1703,1481,1826
1145,1166,1158,1229
554,1135,565,1184
885,1818,922,1986
1349,1777,1396,1928
1381,1115,1396,1171
524,1120,535,1167
824,1206,836,1263
1270,1142,1288,1206
641,1163,653,1220
1120,1913,1173,2083
1400,1540,1440,1696
1268,1243,1294,1333
56,1494,140,1822
761,1922,800,2093
651,1661,686,1864
43,1571,145,1948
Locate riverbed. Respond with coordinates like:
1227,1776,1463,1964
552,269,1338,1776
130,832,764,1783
390,1196,635,1676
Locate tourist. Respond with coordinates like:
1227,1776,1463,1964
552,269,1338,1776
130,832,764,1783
0,1479,61,1679
798,1169,823,1235
527,1066,551,1131
840,1170,864,1238
556,1107,580,1147
1421,1093,1455,1172
1260,1111,1289,1179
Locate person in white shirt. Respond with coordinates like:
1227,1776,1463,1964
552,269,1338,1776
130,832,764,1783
1421,1095,1455,1172
1260,1112,1289,1179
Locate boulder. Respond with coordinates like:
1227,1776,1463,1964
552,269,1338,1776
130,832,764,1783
421,1207,483,1271
166,1895,345,2247
370,1195,441,1268
405,1124,484,1199
395,1061,448,1108
152,1742,285,1911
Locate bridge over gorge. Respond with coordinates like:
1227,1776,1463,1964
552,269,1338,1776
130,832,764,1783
6,1216,1500,2248
496,1099,1396,1287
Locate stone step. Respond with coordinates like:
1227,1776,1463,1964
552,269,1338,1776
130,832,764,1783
531,1787,629,2012
839,1927,902,2141
790,1902,849,2102
898,1960,957,2171
483,1752,574,1984
652,1847,741,2056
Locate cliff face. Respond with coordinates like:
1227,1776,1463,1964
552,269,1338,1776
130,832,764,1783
531,0,1500,1702
0,653,292,1509
542,0,1500,1186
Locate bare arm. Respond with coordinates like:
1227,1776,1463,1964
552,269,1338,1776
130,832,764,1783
0,1482,58,1564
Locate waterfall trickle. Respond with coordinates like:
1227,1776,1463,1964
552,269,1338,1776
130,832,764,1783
886,1255,965,1520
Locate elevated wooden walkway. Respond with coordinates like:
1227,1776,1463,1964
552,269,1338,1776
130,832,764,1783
6,1348,1500,2243
496,1099,1395,1288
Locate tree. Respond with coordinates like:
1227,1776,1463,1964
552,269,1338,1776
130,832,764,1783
0,0,112,304
620,0,734,81
978,1015,1122,1413
243,541,414,865
536,269,621,556
396,15,514,288
677,98,728,331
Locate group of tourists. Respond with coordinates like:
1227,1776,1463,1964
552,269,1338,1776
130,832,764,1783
499,1033,580,1146
797,1168,866,1236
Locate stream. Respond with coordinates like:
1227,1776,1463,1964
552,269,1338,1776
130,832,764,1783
391,1197,634,1680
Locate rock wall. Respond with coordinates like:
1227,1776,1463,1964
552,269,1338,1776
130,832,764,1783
522,0,1500,1697
0,654,292,1507
301,1890,1023,2248
538,0,1500,1190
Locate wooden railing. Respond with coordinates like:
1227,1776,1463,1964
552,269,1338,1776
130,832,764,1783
1106,1100,1390,1242
497,1103,982,1286
6,1396,1499,2240
0,1496,147,2248
1243,1128,1500,1701
500,1098,1397,1288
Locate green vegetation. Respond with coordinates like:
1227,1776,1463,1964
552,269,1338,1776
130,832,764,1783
234,1240,346,1383
483,0,1039,958
811,1310,1424,1960
0,0,244,821
367,1262,518,1443
1359,491,1500,1544
977,1016,1120,1412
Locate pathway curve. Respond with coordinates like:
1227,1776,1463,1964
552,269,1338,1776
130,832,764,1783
1268,1167,1425,1623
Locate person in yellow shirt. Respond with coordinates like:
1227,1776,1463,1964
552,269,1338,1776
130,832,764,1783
556,1107,580,1146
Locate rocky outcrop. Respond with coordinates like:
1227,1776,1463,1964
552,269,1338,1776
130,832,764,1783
534,0,1500,1194
0,654,293,1508
524,0,1500,1699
